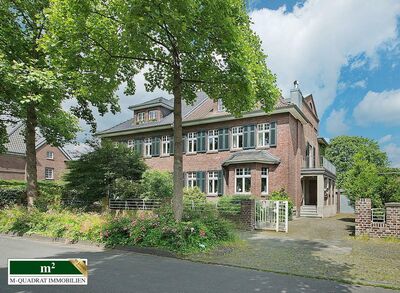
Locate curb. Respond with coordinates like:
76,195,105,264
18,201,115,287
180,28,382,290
0,232,176,258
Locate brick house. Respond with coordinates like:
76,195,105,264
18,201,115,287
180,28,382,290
97,83,337,217
0,123,71,181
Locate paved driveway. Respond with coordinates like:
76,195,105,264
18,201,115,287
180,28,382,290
189,214,400,290
0,235,394,293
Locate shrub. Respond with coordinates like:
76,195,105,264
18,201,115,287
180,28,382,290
269,188,294,217
0,188,26,208
183,187,207,205
217,195,250,216
140,170,173,199
113,178,143,199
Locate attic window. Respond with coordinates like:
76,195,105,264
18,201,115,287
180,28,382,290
46,151,54,160
148,110,157,121
137,112,145,123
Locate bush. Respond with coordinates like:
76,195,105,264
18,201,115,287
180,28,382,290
141,170,173,199
0,188,26,208
183,187,207,205
269,188,294,217
113,178,143,199
217,195,250,216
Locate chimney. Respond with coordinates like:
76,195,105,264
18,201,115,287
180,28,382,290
290,80,303,107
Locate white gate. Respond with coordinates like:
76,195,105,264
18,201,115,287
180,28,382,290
255,200,288,232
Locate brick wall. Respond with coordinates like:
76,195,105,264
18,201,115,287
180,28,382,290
355,198,400,238
239,199,255,230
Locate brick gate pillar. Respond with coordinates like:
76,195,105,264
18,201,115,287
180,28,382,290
240,199,255,230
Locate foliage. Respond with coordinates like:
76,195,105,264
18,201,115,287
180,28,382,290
112,178,143,199
343,154,400,207
183,187,207,205
217,195,251,216
0,207,105,242
0,180,63,211
44,0,280,221
141,170,173,199
63,140,147,205
325,136,389,187
101,206,234,253
0,205,235,254
268,188,294,217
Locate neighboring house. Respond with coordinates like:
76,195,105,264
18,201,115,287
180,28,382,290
97,82,337,217
0,123,71,181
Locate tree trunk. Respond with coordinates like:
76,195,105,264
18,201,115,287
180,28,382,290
26,103,38,209
172,65,184,222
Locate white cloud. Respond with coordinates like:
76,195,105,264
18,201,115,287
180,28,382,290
383,143,400,168
325,108,349,136
354,89,400,126
250,0,400,116
352,80,367,89
350,58,367,70
379,134,393,145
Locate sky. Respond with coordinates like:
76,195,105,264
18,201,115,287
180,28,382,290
70,0,400,167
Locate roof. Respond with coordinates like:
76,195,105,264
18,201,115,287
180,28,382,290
128,97,174,111
97,92,209,135
317,137,329,146
4,123,71,160
222,150,281,166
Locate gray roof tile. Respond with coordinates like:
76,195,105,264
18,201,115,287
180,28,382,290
222,150,280,166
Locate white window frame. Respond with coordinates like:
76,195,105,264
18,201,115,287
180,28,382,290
208,171,218,196
137,112,145,123
45,167,54,180
208,130,218,152
232,126,243,149
187,172,197,188
144,138,152,157
148,110,157,121
217,99,225,112
46,151,54,160
257,123,270,147
235,168,251,194
261,167,269,195
127,140,134,149
161,135,170,155
187,132,197,153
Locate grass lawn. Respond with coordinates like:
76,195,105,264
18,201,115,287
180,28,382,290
188,214,400,290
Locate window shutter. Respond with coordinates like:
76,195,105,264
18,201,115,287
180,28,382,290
183,172,186,187
196,171,206,193
218,128,229,151
152,137,160,156
182,135,186,154
243,125,255,149
197,131,206,153
134,139,143,156
170,137,174,154
217,170,224,196
270,122,277,147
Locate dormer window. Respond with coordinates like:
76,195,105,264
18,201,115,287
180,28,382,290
148,110,157,121
217,99,225,112
46,151,54,160
137,112,145,124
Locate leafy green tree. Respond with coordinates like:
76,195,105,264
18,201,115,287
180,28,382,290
325,136,388,187
141,170,173,199
0,1,119,206
64,140,147,205
44,0,280,221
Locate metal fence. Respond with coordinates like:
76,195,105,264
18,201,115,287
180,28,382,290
109,199,161,210
184,200,243,215
371,208,385,222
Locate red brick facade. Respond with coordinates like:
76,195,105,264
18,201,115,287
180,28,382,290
355,198,400,238
0,144,69,181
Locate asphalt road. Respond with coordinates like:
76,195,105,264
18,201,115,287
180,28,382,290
0,236,396,293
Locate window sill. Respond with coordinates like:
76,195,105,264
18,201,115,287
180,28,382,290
46,158,54,160
256,146,270,150
160,154,170,158
230,148,243,152
206,150,218,154
186,152,197,156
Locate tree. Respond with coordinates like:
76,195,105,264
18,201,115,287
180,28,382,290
44,0,280,221
0,1,119,206
325,136,388,187
64,140,147,205
343,153,400,207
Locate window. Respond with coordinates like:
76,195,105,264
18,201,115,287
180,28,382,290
208,171,218,195
127,140,134,149
187,172,197,188
137,112,145,123
113,141,119,148
235,168,251,194
144,138,152,157
161,136,170,155
148,110,157,121
261,168,269,195
208,130,218,151
45,167,54,180
217,99,225,112
232,126,243,149
187,132,197,153
257,123,270,147
46,151,54,160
